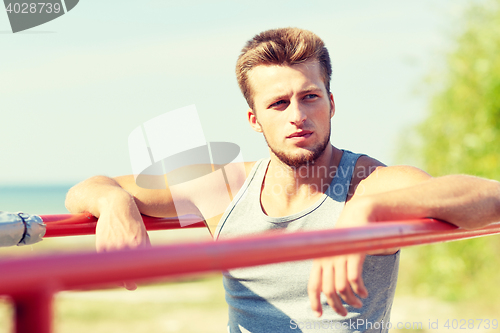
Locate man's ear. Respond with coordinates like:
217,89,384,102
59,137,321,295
329,93,335,118
247,108,262,132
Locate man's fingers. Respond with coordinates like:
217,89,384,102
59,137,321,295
321,263,347,316
124,281,138,290
334,258,362,309
309,255,368,318
307,262,323,317
347,254,368,298
116,281,138,290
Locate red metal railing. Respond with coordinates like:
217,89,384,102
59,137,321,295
41,213,205,237
1,214,500,333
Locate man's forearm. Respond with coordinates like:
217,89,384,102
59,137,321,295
365,175,500,229
65,175,134,217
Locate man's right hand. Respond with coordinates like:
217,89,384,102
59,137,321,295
95,189,151,253
96,190,151,290
95,189,151,290
66,177,152,290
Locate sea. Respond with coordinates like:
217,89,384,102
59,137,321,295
0,185,71,215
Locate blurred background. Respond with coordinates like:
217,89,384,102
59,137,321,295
1,0,500,332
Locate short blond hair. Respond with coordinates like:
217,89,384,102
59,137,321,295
236,28,332,109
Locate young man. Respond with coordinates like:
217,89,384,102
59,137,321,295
66,28,500,332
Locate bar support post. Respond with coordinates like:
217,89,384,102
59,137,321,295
13,291,53,333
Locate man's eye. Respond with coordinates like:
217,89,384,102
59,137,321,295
304,94,318,99
270,100,286,108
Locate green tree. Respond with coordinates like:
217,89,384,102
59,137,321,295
398,0,500,304
418,0,500,179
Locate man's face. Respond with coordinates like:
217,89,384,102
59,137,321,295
247,60,335,167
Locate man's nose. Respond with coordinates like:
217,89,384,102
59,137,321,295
289,102,307,126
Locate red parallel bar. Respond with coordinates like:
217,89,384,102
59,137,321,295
1,219,500,296
40,213,205,237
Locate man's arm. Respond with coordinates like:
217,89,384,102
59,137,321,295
65,175,161,290
352,173,500,229
308,164,500,317
65,162,252,249
65,174,186,253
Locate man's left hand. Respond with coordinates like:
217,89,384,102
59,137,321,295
308,252,368,317
306,196,395,317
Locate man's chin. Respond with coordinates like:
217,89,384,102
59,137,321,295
272,151,317,168
266,135,331,168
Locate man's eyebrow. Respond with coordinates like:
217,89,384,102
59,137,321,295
264,86,324,106
301,86,323,94
264,94,289,106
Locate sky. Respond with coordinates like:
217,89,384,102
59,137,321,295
0,0,484,185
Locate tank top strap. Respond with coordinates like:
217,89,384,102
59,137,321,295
327,150,363,203
213,158,269,240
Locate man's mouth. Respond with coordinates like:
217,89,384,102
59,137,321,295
287,130,313,139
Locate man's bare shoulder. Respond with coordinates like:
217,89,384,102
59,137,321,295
353,155,385,180
244,161,258,177
353,156,431,198
213,160,256,177
345,155,383,200
212,161,257,192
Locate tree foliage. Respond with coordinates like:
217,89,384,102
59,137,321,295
398,0,500,305
415,0,500,179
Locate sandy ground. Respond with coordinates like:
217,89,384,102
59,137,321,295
390,296,498,333
2,284,497,333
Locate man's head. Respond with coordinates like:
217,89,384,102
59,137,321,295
236,27,332,110
238,28,335,168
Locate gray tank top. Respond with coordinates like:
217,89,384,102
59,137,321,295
214,150,399,333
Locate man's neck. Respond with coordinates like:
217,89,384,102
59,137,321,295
261,145,343,216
